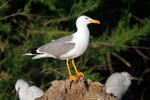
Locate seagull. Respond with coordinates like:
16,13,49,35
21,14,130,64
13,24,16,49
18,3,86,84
24,15,100,81
15,79,44,100
105,72,138,100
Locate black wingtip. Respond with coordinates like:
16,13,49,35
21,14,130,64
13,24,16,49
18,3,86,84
26,48,38,54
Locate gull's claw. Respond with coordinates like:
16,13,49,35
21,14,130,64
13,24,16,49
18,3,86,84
76,72,85,77
70,75,77,82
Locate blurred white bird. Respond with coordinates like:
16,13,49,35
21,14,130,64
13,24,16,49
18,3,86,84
105,72,138,100
15,79,44,100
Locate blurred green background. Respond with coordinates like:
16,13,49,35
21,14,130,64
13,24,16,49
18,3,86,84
0,0,150,100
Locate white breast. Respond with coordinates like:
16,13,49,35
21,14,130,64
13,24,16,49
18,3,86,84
60,27,90,59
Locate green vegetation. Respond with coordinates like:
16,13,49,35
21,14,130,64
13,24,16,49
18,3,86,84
0,0,150,100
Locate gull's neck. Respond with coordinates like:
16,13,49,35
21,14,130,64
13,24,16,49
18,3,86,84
75,23,90,36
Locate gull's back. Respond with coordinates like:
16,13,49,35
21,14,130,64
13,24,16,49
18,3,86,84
33,35,75,59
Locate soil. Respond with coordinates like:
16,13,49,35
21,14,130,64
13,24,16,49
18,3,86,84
36,77,118,100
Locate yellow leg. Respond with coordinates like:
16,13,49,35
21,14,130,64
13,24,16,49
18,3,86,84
72,59,85,77
66,59,77,81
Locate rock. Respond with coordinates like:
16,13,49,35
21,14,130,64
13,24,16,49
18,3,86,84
36,78,118,100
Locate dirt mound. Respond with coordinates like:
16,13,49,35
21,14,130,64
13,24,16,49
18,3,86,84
36,78,118,100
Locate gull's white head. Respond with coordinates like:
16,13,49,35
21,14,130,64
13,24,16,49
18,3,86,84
120,72,138,92
15,79,29,100
76,15,100,26
15,79,29,93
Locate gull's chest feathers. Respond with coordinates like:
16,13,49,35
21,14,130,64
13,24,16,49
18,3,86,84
60,28,90,59
73,30,90,51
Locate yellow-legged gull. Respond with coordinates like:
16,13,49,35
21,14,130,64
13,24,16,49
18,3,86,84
25,15,100,81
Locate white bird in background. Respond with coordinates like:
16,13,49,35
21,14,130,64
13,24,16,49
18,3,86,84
15,79,44,100
105,72,138,100
24,15,100,81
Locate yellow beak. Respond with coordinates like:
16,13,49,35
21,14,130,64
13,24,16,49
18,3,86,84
90,20,100,24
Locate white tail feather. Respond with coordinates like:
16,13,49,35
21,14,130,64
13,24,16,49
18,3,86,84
23,53,35,56
32,54,49,60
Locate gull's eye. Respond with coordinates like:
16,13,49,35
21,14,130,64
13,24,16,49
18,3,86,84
85,18,88,20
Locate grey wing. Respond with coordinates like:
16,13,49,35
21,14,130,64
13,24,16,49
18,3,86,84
37,35,75,58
